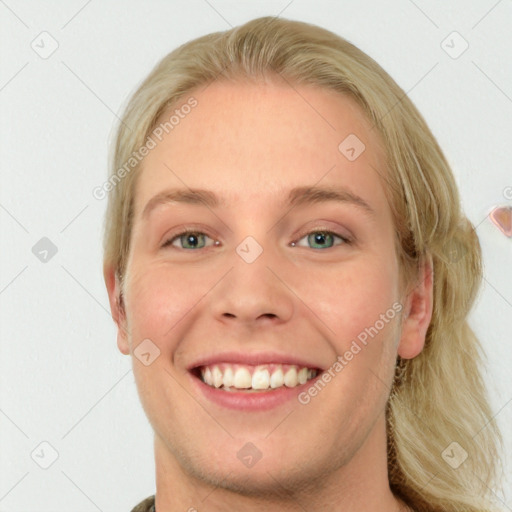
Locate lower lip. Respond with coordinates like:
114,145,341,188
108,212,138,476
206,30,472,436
189,372,322,411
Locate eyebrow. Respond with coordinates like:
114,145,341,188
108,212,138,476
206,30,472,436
141,185,376,219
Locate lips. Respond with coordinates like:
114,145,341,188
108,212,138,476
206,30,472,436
187,352,324,410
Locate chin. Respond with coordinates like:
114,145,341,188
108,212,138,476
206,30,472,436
184,456,320,498
168,432,337,499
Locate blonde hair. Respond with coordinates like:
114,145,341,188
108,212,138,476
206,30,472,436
103,16,503,511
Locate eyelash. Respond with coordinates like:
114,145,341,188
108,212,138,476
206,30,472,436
161,227,352,251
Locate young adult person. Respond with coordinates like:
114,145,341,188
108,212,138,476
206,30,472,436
102,17,503,512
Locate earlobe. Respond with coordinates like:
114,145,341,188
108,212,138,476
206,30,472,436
103,265,130,355
397,253,434,359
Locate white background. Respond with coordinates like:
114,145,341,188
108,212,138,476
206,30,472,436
1,1,511,511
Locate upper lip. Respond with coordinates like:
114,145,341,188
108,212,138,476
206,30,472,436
187,351,326,371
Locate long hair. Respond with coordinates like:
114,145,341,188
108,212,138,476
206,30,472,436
103,16,503,511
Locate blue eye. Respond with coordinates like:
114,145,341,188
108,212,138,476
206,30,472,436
162,229,350,251
292,230,350,250
163,231,216,250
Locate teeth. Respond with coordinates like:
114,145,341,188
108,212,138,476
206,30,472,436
284,367,298,387
223,367,234,388
252,367,270,389
203,367,213,386
199,363,318,391
270,368,284,388
212,366,223,388
233,367,252,389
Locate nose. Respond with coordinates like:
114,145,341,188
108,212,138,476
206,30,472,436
209,241,295,327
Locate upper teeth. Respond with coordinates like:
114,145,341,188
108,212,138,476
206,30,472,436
199,364,318,391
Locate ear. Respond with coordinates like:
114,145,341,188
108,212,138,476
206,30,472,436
397,253,434,359
104,264,130,355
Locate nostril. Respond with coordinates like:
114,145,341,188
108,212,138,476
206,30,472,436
260,313,277,320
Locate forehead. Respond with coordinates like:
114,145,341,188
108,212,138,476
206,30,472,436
133,79,390,217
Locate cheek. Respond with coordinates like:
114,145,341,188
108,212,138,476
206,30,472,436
315,258,401,410
123,264,201,346
312,256,400,343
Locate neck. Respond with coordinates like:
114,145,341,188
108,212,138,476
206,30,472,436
153,414,407,511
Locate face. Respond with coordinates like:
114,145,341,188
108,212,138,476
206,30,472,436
106,78,430,494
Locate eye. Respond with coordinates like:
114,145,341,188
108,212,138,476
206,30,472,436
291,230,351,250
162,230,218,250
162,228,351,251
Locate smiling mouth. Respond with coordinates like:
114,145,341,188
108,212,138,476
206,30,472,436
192,363,320,392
